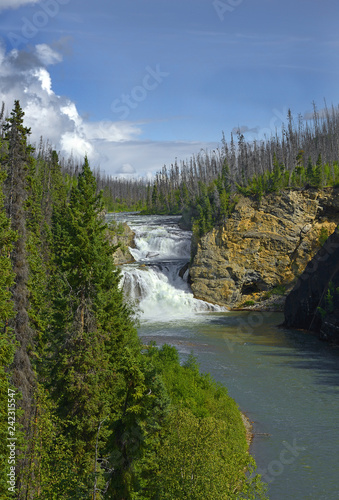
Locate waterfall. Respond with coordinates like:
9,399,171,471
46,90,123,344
129,224,191,261
115,214,226,322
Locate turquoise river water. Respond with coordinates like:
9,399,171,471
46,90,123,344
110,212,339,500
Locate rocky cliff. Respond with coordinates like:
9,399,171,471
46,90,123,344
107,221,135,265
283,229,339,342
189,188,339,308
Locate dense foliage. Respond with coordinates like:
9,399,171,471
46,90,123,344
0,101,266,499
139,345,266,499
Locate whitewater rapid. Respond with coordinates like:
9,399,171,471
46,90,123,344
110,213,225,322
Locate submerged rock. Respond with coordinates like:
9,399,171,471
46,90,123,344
189,188,339,308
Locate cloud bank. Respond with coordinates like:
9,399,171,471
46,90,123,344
0,41,216,177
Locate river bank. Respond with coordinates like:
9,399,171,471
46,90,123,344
241,413,254,446
138,307,339,500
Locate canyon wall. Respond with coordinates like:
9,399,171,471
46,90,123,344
283,228,339,342
189,188,339,308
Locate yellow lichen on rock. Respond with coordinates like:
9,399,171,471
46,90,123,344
189,188,339,308
107,221,136,265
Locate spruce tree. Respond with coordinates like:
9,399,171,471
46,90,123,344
306,156,313,184
151,184,158,213
2,101,36,495
221,160,231,194
49,157,141,494
219,189,229,221
271,153,282,191
0,161,17,498
314,153,324,187
2,101,35,397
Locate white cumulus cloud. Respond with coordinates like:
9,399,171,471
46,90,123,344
0,42,144,172
35,44,63,66
0,41,216,176
31,68,53,94
117,163,136,174
60,131,94,159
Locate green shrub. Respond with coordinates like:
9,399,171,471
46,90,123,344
139,344,267,499
243,300,255,306
271,285,286,295
319,227,329,246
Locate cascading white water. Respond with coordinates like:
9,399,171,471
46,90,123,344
121,262,222,321
112,213,226,322
129,224,191,262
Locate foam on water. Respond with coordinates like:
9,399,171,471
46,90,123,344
121,263,224,322
129,225,191,262
116,214,227,322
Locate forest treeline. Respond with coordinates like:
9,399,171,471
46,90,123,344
0,101,266,499
143,103,339,236
34,102,339,238
33,138,148,214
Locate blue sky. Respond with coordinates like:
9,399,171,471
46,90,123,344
0,0,338,177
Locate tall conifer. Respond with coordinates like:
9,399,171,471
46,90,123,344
0,160,17,497
2,102,36,495
49,157,141,494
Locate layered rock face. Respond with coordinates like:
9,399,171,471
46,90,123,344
189,188,339,308
108,222,135,265
283,229,339,342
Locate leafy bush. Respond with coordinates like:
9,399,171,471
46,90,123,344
138,344,268,499
271,285,286,295
243,300,255,306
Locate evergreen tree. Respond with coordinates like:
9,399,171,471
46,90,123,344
2,102,36,494
271,152,282,191
219,189,229,221
211,184,221,221
306,156,313,184
146,184,152,212
107,357,170,499
180,183,190,211
49,157,141,494
39,149,67,227
151,184,158,212
314,153,324,187
0,162,17,498
24,151,50,364
221,160,231,193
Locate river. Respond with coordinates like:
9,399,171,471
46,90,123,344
109,212,339,500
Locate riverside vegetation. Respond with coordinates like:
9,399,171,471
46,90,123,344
0,101,267,499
